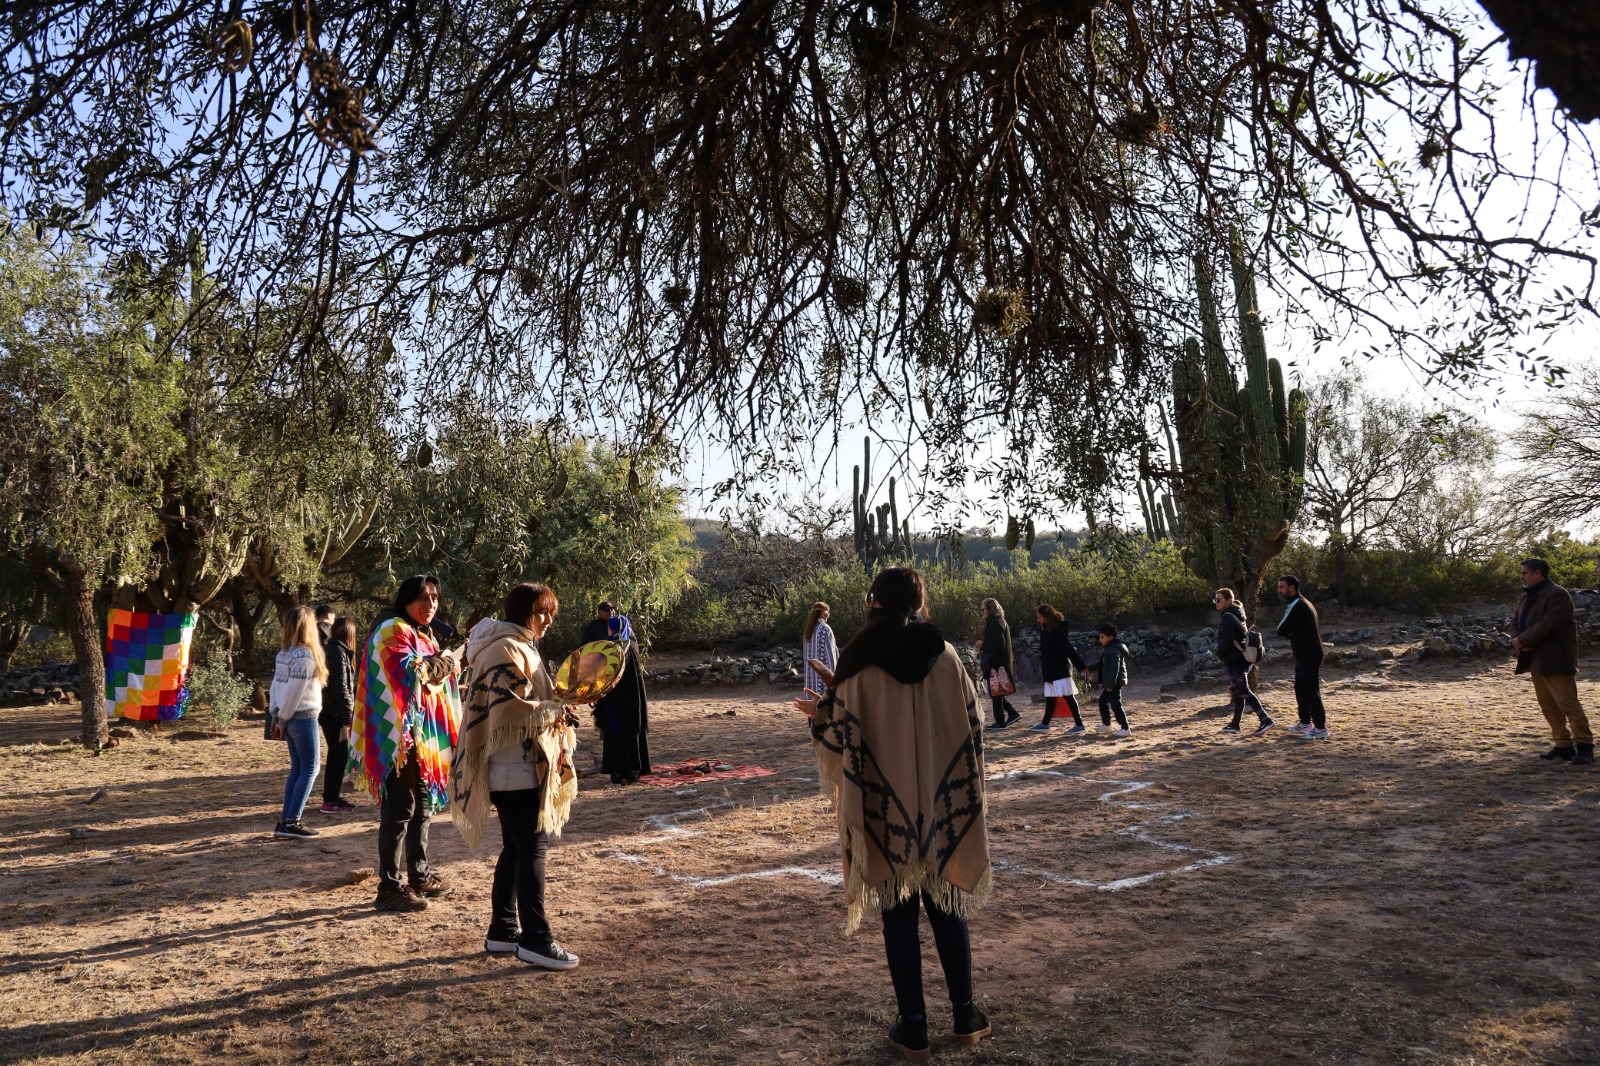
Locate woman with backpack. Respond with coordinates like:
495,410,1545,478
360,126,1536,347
1030,605,1086,734
1214,588,1275,735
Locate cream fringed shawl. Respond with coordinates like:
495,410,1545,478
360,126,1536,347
450,620,577,849
811,643,992,933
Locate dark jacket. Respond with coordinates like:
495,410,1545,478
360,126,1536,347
1095,641,1129,690
1216,604,1249,669
1275,597,1324,664
980,615,1014,674
321,638,356,727
1039,626,1086,682
1512,579,1579,676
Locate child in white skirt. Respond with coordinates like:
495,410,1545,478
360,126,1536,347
1030,605,1087,734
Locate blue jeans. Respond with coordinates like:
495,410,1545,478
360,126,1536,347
281,715,322,824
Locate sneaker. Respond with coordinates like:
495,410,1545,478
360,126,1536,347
1065,723,1086,735
1027,723,1050,733
517,941,580,971
1540,746,1576,762
989,719,1011,730
1298,727,1330,739
886,1015,931,1062
1111,728,1131,738
374,885,428,912
485,931,521,954
409,872,452,898
1285,722,1312,735
273,821,318,839
952,1002,992,1046
1005,710,1022,726
1094,723,1115,734
1251,717,1276,736
319,799,356,814
1220,723,1241,734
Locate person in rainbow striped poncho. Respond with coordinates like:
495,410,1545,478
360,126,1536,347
352,574,463,913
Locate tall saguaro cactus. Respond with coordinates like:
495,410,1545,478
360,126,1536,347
852,436,912,569
1166,230,1307,622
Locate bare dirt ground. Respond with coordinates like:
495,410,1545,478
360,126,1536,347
2,654,1598,1065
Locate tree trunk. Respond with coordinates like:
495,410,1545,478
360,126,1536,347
0,623,27,672
62,564,107,748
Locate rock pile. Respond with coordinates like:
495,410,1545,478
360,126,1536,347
644,648,807,688
0,662,80,706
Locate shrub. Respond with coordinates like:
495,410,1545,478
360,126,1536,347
184,655,255,731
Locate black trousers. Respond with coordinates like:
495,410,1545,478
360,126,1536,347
880,891,974,1021
1098,688,1128,728
1226,663,1268,726
1294,658,1327,729
377,757,432,891
489,789,552,948
1038,694,1082,727
317,711,349,803
989,695,1019,725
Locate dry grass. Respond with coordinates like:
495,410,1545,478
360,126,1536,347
1,656,1598,1065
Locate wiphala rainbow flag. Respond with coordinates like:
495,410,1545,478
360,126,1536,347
105,609,198,721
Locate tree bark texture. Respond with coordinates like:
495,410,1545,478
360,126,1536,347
0,623,27,673
62,565,107,748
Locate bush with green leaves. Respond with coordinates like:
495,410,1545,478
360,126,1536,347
183,655,255,731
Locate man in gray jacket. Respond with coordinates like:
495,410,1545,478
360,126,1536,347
1510,558,1592,764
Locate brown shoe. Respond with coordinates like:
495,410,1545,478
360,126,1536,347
409,872,452,898
374,885,428,912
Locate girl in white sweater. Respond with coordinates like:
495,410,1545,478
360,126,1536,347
271,606,328,839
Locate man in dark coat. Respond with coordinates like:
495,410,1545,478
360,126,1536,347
1510,558,1592,764
1275,575,1328,739
1215,589,1274,736
581,602,653,783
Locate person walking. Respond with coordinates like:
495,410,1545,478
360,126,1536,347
1274,576,1328,739
352,574,463,913
803,601,839,697
1510,558,1593,764
270,605,327,839
318,616,358,812
453,582,583,970
1215,589,1275,736
581,602,652,784
1030,605,1086,734
979,598,1020,728
797,567,992,1061
1091,624,1131,737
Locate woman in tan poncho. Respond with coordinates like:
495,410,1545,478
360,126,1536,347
797,567,993,1061
452,582,581,970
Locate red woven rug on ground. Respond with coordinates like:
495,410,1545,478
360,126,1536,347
638,759,777,787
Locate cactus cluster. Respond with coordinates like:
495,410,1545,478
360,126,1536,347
1161,229,1307,615
852,436,912,568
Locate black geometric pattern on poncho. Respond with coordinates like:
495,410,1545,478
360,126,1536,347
927,731,983,872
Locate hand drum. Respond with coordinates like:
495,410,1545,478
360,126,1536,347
552,640,629,704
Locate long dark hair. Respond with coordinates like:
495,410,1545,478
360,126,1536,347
505,582,559,628
828,567,932,690
331,616,358,653
375,574,441,628
1037,604,1064,631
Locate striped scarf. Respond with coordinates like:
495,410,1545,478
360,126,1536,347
352,616,461,812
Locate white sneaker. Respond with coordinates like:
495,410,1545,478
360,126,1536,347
1027,723,1050,733
1286,722,1312,734
485,935,520,954
1298,727,1330,740
517,941,580,970
1094,724,1115,734
1111,728,1131,738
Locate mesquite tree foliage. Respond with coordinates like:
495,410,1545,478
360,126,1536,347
2,0,1595,508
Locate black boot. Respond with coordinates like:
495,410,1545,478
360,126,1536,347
886,1015,930,1062
1574,743,1595,766
953,1002,992,1046
1540,745,1576,762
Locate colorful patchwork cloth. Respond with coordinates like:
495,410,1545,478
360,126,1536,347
105,609,197,721
351,616,461,812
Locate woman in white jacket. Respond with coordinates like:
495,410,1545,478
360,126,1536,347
451,582,581,970
270,606,328,839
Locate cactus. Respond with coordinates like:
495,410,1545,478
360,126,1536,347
852,436,913,569
1164,228,1307,622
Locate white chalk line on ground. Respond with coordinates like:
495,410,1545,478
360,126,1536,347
986,770,1238,891
603,799,844,886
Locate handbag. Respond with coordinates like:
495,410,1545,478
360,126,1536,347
987,665,1017,698
263,704,284,741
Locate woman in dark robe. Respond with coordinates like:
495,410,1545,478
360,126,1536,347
580,603,652,784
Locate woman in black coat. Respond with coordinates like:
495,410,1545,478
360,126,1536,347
1031,605,1086,733
979,598,1020,728
580,604,652,784
318,617,358,812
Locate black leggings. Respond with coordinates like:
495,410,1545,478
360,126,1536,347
490,789,552,948
1226,663,1269,726
318,711,348,803
1038,694,1082,727
880,891,974,1021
